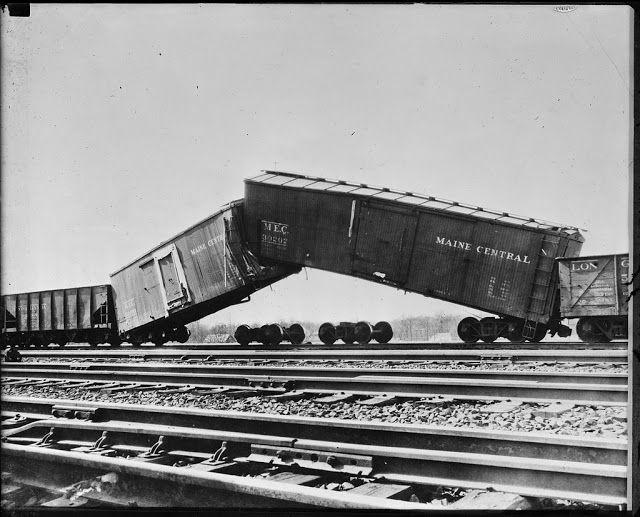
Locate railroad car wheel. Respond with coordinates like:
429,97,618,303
342,325,356,344
576,318,593,342
506,322,526,343
29,337,44,349
150,330,167,346
261,324,282,347
174,326,190,344
457,317,480,343
479,317,497,343
318,323,337,345
373,321,393,344
234,325,252,346
354,321,373,345
507,330,526,343
591,319,612,343
528,325,548,343
285,323,305,345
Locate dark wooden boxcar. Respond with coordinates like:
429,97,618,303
243,171,585,343
110,200,298,344
557,253,629,342
1,285,117,347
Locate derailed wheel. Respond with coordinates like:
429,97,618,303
457,317,480,344
373,321,393,344
318,323,337,345
340,323,356,345
234,325,252,346
285,324,305,345
261,324,282,346
354,321,373,345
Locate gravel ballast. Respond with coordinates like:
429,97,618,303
2,383,627,439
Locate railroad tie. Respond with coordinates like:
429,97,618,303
266,390,316,402
314,392,360,404
531,402,575,419
479,400,523,413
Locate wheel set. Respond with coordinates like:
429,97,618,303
575,317,626,343
318,321,393,345
457,317,547,344
234,323,305,347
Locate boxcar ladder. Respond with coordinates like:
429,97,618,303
522,235,562,339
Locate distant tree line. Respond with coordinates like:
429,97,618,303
187,314,467,343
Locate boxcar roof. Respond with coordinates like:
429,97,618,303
247,170,585,234
110,199,242,277
556,252,628,262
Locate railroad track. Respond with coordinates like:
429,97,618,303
1,361,628,402
1,395,627,508
8,346,629,364
6,339,629,351
5,360,628,383
2,346,628,509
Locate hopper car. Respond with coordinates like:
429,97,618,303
243,170,587,343
0,285,117,348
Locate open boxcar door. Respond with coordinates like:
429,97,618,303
153,244,191,314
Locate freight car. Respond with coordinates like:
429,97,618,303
243,170,585,343
110,199,299,345
0,285,118,347
557,253,629,342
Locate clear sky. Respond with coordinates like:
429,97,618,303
1,4,632,325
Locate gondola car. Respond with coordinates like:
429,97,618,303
110,199,299,344
557,253,629,342
0,285,118,347
243,170,585,343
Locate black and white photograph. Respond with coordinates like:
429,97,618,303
1,3,637,512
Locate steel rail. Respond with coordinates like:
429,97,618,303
8,347,629,363
1,444,431,509
3,361,629,385
3,395,627,465
1,366,628,403
11,340,629,351
1,396,627,506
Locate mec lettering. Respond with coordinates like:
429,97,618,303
262,221,289,235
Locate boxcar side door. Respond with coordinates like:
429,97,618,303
352,201,417,286
153,244,191,313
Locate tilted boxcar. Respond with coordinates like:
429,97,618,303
557,253,629,342
110,199,299,344
1,285,117,347
243,171,585,342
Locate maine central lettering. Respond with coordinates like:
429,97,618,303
435,236,532,264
